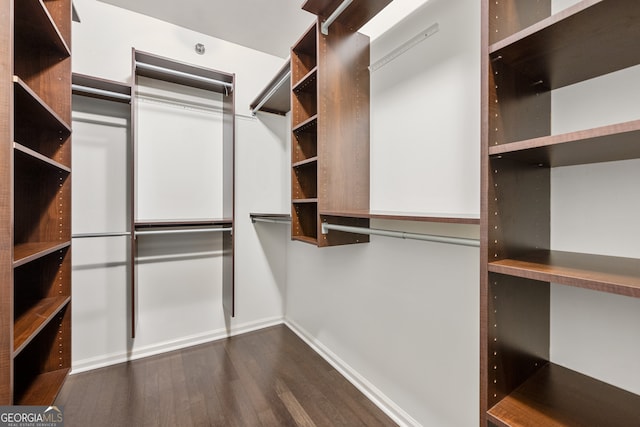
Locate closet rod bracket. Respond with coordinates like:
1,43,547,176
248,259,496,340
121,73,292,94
321,0,354,35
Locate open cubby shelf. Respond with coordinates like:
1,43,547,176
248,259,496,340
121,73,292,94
14,0,71,56
14,297,70,357
13,76,71,133
14,368,70,406
292,67,318,94
489,0,640,90
487,363,640,427
481,1,640,425
292,114,318,134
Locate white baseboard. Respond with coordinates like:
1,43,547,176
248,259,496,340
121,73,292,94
284,318,420,427
71,316,284,374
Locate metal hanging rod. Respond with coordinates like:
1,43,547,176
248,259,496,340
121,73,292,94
136,250,222,263
72,84,132,101
135,227,232,236
321,223,479,247
251,69,291,115
72,231,131,239
135,62,234,90
321,0,353,35
369,23,440,72
251,216,291,225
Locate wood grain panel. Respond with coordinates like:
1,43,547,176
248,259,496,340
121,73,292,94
0,0,13,405
487,274,549,410
318,20,369,213
488,0,550,45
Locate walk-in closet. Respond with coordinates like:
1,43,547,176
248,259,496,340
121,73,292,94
1,0,638,426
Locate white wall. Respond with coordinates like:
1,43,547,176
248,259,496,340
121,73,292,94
71,0,289,371
285,1,481,426
369,0,480,214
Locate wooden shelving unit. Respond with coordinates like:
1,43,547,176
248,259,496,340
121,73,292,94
480,1,640,425
290,17,372,247
1,0,72,405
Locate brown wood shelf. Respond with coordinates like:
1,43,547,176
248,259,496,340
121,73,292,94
250,213,291,220
292,198,319,204
13,76,72,133
489,119,640,167
487,363,640,427
302,0,392,32
292,156,318,168
292,235,318,245
134,50,234,93
291,22,317,84
489,0,640,90
249,60,290,115
14,142,71,173
14,367,70,406
72,73,132,103
488,250,640,298
134,219,233,229
15,0,71,56
14,242,71,268
292,67,318,94
13,296,70,357
320,209,480,224
292,115,318,134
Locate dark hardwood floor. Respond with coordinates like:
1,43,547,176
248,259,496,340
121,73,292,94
55,324,398,427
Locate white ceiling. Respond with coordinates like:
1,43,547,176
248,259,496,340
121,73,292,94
93,0,431,58
97,0,317,58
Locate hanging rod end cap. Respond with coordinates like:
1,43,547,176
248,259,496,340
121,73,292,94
321,222,329,235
